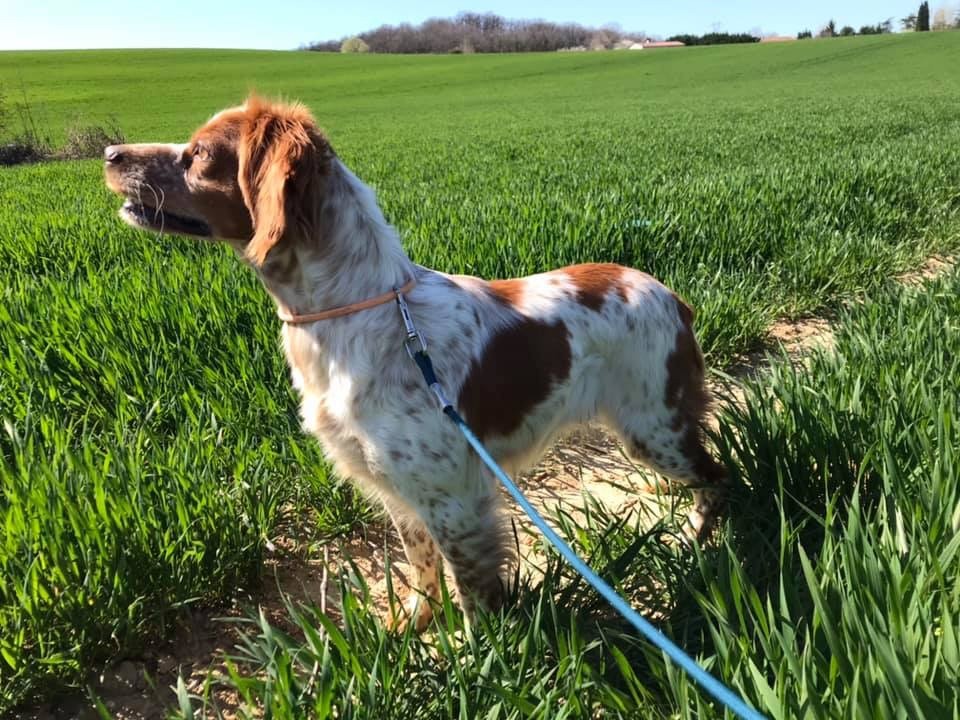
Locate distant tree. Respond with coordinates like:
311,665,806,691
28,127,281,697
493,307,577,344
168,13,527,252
917,2,931,31
303,39,340,51
858,20,893,35
589,29,614,50
797,29,813,39
901,13,917,30
341,36,370,53
839,25,856,36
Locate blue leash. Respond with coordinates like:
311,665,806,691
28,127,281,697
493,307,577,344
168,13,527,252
395,290,765,720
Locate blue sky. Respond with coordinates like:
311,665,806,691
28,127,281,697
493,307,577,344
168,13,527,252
1,1,926,50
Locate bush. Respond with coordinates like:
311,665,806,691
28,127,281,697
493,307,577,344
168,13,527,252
0,89,48,165
341,36,370,53
0,139,46,166
0,88,124,165
57,120,125,160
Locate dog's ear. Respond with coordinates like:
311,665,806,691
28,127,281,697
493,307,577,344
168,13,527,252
238,98,330,267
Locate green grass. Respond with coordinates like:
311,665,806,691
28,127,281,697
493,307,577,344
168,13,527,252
176,267,960,719
1,33,960,713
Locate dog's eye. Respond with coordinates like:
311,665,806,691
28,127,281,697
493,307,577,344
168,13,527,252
193,144,210,161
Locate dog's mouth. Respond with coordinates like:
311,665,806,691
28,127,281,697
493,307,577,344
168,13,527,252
120,200,212,238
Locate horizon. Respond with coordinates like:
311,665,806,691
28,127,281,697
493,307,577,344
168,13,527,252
1,1,941,51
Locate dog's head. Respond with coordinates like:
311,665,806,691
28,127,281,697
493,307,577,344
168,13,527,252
104,97,332,266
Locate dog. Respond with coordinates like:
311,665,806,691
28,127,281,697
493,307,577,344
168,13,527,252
104,97,727,630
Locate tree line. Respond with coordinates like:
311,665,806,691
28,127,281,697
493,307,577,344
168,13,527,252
304,6,960,54
902,1,960,30
806,2,960,38
305,17,772,54
303,13,629,54
666,33,759,46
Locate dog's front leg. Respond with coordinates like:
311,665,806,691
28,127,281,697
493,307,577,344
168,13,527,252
385,504,442,632
424,476,516,622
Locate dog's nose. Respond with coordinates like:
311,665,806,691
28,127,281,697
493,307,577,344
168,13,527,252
104,145,125,164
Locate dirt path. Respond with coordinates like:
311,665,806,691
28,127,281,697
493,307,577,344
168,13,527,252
23,255,954,720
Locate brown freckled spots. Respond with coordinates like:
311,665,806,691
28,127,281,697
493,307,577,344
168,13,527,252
631,438,650,459
389,449,405,461
261,246,298,283
565,263,630,312
458,318,572,439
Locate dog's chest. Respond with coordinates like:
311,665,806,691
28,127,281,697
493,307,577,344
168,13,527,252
281,325,390,481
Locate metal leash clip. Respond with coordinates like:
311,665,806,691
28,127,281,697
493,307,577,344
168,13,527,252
395,287,427,358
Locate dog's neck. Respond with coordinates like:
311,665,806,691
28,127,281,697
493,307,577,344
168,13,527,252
255,158,417,318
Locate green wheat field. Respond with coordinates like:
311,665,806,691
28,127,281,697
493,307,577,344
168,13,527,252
1,32,959,717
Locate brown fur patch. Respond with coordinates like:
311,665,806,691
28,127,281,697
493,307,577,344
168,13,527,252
487,278,525,307
671,291,697,328
237,97,334,266
565,263,630,312
458,318,572,439
665,297,705,398
664,297,726,488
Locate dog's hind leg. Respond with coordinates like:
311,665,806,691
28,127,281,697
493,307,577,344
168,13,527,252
607,309,728,540
616,414,728,540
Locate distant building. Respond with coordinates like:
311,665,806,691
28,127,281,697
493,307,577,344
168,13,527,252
560,37,685,52
642,40,685,49
760,35,795,43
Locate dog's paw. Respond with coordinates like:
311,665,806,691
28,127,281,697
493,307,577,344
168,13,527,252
385,593,434,633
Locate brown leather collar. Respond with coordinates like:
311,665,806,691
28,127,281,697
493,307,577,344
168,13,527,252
277,277,417,324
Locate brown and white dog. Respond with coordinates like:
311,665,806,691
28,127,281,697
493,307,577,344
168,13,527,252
104,97,726,630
